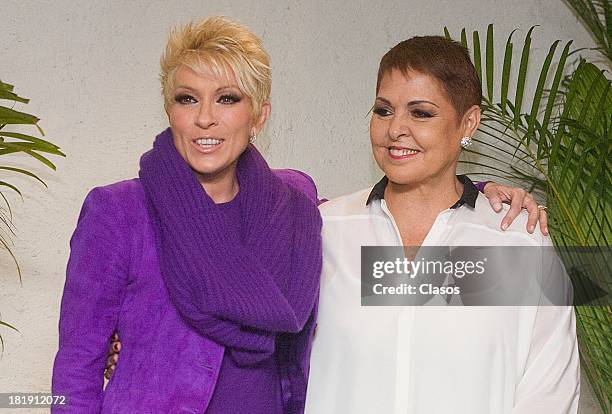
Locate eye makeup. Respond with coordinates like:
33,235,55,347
174,94,197,105
217,94,242,104
373,106,393,117
410,108,435,118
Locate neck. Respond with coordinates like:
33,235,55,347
385,169,462,215
197,166,239,204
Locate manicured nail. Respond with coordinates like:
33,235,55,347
501,223,508,231
544,227,548,235
528,225,535,233
494,203,502,211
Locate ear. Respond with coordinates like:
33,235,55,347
461,105,481,138
252,101,271,136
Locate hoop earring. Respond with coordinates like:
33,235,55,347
249,133,257,144
460,136,472,148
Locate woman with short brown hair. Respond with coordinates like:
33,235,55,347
306,36,578,414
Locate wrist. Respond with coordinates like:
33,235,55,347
475,181,492,193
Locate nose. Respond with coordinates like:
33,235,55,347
195,101,217,129
388,112,409,141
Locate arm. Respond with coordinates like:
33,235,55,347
274,171,547,234
51,188,129,412
512,305,580,413
512,236,579,413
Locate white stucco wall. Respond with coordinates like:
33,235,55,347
0,0,604,412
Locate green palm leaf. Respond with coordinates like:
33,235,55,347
446,24,611,412
0,79,65,349
564,0,612,62
0,318,19,352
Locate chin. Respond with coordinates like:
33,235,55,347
185,150,223,170
192,163,229,177
190,157,238,180
386,172,422,186
377,162,422,186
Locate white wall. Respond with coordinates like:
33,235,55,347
0,0,602,412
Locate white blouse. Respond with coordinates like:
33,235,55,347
305,181,579,414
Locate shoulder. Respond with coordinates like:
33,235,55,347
71,180,148,255
85,178,144,203
318,188,371,218
79,178,147,223
84,178,144,206
272,168,318,204
454,193,548,246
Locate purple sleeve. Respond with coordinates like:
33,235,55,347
52,188,128,412
275,169,486,200
272,169,321,413
475,181,491,193
272,169,320,204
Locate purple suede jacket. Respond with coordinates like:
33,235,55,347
52,169,319,413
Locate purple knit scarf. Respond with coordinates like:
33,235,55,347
139,128,322,366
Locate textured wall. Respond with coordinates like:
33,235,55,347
0,0,602,412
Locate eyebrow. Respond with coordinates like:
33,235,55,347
174,85,241,93
375,97,439,108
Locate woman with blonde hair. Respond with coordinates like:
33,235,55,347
55,17,548,413
52,17,322,413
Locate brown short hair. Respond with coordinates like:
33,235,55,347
376,36,481,116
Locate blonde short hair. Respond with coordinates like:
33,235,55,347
160,16,271,119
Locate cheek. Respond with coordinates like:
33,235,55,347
168,107,191,132
369,118,386,144
414,122,453,149
221,108,253,137
442,124,463,152
420,135,461,163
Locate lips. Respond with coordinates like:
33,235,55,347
191,137,224,154
388,146,420,160
195,138,222,145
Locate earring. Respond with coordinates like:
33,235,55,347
460,136,472,148
249,133,257,144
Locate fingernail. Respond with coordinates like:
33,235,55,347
494,203,502,211
544,227,548,234
501,223,508,231
528,225,535,233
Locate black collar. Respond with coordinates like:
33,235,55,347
366,174,478,209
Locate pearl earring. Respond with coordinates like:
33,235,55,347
460,136,472,148
249,133,257,144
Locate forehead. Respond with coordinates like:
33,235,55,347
377,69,448,104
173,64,239,90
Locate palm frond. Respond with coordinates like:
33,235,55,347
564,0,612,63
448,24,611,411
0,79,65,351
